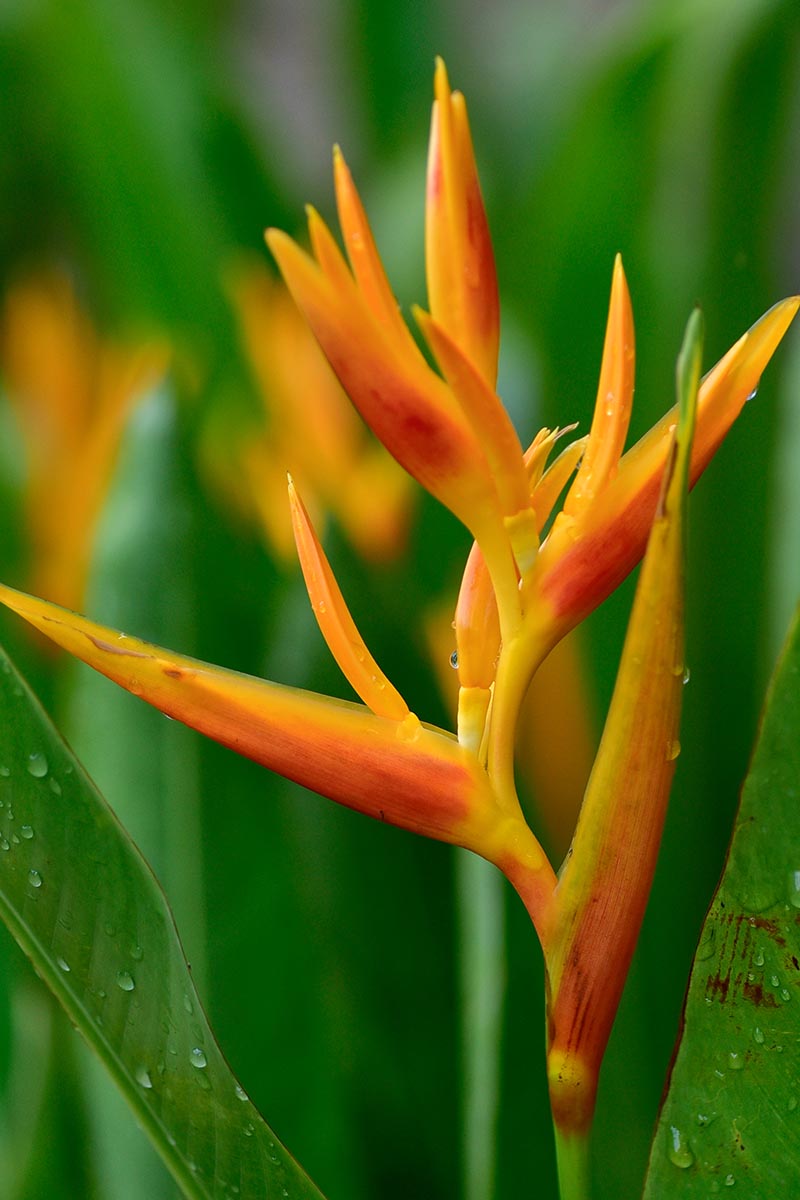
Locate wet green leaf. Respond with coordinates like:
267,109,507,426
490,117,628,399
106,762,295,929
0,643,326,1200
643,603,800,1197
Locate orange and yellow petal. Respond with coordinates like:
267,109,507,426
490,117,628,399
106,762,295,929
425,57,499,388
288,478,409,721
0,583,503,852
543,311,700,1136
534,296,799,638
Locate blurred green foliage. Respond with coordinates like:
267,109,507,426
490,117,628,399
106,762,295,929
0,0,798,1196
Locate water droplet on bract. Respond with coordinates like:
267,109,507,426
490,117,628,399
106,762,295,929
696,926,716,961
135,1066,153,1089
667,1125,694,1168
20,825,33,840
56,957,70,973
190,1047,207,1069
317,601,326,615
449,650,459,669
28,869,42,888
49,777,62,796
667,739,681,762
235,1084,249,1102
753,1026,765,1044
745,387,758,403
26,753,48,778
728,1051,744,1071
682,666,691,685
116,970,135,992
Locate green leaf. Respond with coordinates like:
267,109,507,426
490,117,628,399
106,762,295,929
643,602,800,1197
0,642,327,1200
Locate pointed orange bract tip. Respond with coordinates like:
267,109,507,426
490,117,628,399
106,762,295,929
564,254,634,514
288,479,409,721
425,57,499,388
333,146,413,348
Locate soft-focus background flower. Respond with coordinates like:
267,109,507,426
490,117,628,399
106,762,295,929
0,1,798,1197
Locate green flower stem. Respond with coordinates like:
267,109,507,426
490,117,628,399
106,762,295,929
554,1126,592,1200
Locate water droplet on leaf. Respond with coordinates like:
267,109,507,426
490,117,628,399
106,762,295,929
28,869,42,888
667,1126,694,1168
190,1047,207,1069
20,825,33,840
26,753,48,778
116,971,135,992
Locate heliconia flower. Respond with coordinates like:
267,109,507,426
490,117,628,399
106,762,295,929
0,272,167,615
209,263,413,563
0,62,797,1195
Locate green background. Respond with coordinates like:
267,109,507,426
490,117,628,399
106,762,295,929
0,0,799,1196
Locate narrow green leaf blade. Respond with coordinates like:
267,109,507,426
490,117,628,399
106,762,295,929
0,643,326,1200
643,603,800,1197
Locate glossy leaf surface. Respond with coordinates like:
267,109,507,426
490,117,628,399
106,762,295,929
0,642,326,1200
643,604,800,1196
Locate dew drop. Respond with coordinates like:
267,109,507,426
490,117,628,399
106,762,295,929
770,973,781,989
243,1123,255,1138
0,766,9,777
754,948,765,968
667,739,681,762
26,753,48,778
449,650,459,669
0,837,9,851
10,834,19,845
130,943,143,961
28,869,42,888
183,993,194,1015
235,1084,249,1102
753,1026,765,1044
696,926,716,961
725,1174,735,1187
190,1047,207,1069
789,870,800,909
49,778,62,796
727,1051,744,1071
135,1065,153,1089
56,956,70,973
682,666,691,685
20,825,33,840
116,970,135,992
781,988,791,1002
745,386,758,403
667,1125,694,1168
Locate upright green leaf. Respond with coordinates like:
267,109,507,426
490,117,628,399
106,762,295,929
643,603,800,1196
0,642,326,1200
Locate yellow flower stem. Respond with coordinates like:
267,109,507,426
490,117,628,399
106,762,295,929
486,616,552,818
